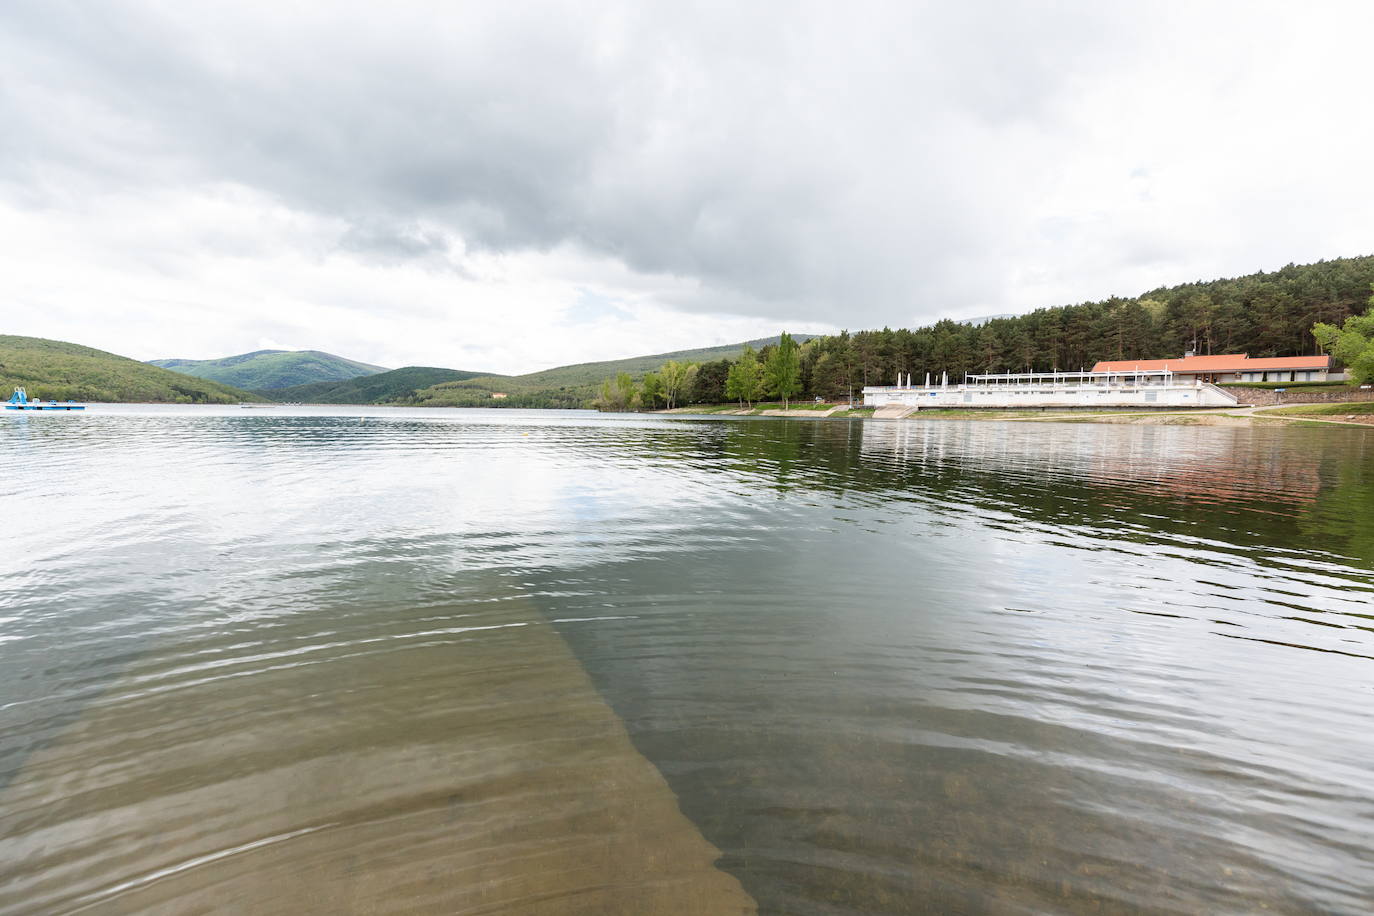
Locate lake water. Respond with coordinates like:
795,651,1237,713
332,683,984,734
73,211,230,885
2,405,1372,914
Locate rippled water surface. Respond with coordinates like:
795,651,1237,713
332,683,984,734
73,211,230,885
3,405,1373,914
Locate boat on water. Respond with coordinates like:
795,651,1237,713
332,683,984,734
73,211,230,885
6,387,86,411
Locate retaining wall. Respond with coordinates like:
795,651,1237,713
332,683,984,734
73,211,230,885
1226,387,1374,406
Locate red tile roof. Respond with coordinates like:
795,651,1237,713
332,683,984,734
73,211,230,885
1234,356,1332,370
1091,354,1330,373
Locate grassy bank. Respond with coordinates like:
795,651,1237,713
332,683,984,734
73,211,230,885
1266,402,1374,416
663,402,850,415
1261,403,1374,425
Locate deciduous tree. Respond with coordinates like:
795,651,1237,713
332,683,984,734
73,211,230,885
726,346,763,406
1313,296,1374,386
659,360,697,410
640,371,664,409
763,332,801,408
615,372,637,409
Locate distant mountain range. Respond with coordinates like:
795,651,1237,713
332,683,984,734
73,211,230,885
238,335,815,407
480,335,818,390
5,333,814,407
403,334,818,408
149,349,389,390
1,336,256,403
265,367,490,404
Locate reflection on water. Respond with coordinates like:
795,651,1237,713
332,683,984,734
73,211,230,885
2,406,1372,914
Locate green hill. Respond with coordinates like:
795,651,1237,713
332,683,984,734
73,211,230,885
262,367,492,404
150,349,388,390
1,336,257,403
497,335,817,389
785,255,1374,399
408,335,816,408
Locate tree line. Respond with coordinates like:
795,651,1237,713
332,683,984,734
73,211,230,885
595,256,1374,408
596,334,806,410
1314,298,1374,386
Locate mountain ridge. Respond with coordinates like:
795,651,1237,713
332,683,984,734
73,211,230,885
150,350,388,389
261,367,493,404
406,334,818,408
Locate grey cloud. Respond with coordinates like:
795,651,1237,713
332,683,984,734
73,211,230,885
2,1,1366,328
337,220,454,265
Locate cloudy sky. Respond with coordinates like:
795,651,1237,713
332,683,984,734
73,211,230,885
2,1,1371,373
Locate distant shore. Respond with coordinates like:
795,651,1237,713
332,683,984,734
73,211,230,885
653,402,1374,428
11,400,1371,428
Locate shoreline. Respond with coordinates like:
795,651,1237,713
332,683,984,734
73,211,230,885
653,403,1374,428
9,400,1371,428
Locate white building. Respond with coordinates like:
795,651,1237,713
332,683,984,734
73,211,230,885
863,369,1239,410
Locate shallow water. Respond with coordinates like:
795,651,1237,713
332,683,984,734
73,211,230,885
2,405,1372,914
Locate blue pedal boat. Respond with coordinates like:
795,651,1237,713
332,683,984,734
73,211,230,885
6,387,86,411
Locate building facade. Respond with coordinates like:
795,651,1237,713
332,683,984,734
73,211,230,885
863,369,1239,410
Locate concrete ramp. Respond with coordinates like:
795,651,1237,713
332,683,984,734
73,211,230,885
0,594,757,915
871,405,916,419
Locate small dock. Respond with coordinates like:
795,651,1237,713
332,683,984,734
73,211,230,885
6,387,86,411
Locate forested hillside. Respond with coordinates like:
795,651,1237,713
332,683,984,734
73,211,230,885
151,349,387,389
0,336,256,403
797,256,1373,397
406,335,815,408
262,367,489,403
596,255,1374,407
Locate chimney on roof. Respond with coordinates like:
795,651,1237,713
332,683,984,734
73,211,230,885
1183,338,1197,359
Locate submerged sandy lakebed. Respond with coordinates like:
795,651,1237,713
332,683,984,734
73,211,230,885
0,590,755,915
